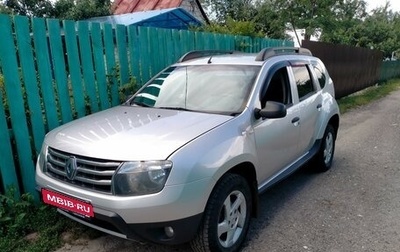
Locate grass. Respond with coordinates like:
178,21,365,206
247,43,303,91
1,78,399,252
337,78,400,114
0,187,101,252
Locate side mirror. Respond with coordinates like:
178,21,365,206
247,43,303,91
254,101,287,119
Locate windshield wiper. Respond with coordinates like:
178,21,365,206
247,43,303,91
157,106,193,112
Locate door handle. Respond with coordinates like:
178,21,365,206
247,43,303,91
291,117,300,126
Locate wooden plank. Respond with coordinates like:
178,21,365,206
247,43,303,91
115,24,129,85
245,37,251,52
260,39,267,49
90,22,109,110
235,35,241,51
63,20,85,118
0,14,36,196
14,15,45,154
194,31,202,50
260,38,265,51
102,23,119,106
254,38,258,52
138,27,151,83
32,17,59,130
127,25,141,85
172,29,183,61
204,32,211,50
187,30,195,51
221,34,228,50
164,29,175,64
47,19,73,123
227,34,233,50
0,89,19,194
157,28,167,70
215,34,222,50
180,30,191,53
208,32,215,50
148,27,160,75
217,34,223,50
228,34,235,50
77,21,98,113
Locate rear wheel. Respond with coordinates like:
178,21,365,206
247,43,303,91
191,173,252,252
313,124,336,172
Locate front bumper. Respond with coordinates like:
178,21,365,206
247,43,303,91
56,206,202,244
36,166,212,244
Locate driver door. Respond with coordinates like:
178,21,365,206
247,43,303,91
253,66,301,183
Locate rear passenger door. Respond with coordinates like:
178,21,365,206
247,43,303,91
290,64,323,154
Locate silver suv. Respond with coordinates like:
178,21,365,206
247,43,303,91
36,47,340,252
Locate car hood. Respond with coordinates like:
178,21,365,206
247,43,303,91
45,106,232,161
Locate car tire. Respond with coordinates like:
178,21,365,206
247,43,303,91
191,173,252,252
313,124,336,172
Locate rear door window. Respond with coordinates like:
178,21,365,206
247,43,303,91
292,65,316,101
312,63,327,88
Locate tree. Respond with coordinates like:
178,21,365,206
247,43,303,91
0,0,111,19
271,0,349,41
319,1,400,57
0,0,54,17
0,1,11,14
194,17,264,37
202,0,257,22
319,0,368,44
354,4,399,57
392,13,400,59
252,1,288,40
53,0,111,20
199,0,287,39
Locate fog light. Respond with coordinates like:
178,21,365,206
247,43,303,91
164,226,174,238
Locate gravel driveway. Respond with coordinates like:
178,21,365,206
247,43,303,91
57,88,400,252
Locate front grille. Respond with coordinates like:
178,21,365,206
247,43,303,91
45,147,122,194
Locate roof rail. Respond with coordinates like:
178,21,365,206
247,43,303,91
178,50,236,62
255,47,312,61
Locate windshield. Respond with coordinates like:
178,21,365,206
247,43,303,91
130,65,260,115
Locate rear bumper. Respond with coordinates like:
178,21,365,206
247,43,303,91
56,207,202,245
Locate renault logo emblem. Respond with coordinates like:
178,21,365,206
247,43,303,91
66,156,78,180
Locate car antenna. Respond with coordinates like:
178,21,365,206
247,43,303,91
207,56,213,64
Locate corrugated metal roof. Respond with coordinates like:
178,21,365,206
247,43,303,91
87,8,202,30
112,0,209,23
113,0,183,14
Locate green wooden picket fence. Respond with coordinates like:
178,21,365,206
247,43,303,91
0,14,292,197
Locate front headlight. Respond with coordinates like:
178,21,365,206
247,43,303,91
112,161,172,196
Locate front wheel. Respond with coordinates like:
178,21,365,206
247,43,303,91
191,173,252,252
313,124,336,172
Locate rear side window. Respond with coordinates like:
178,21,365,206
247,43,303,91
313,63,327,88
292,65,316,101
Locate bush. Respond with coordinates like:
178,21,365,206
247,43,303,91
0,187,34,237
0,186,84,252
